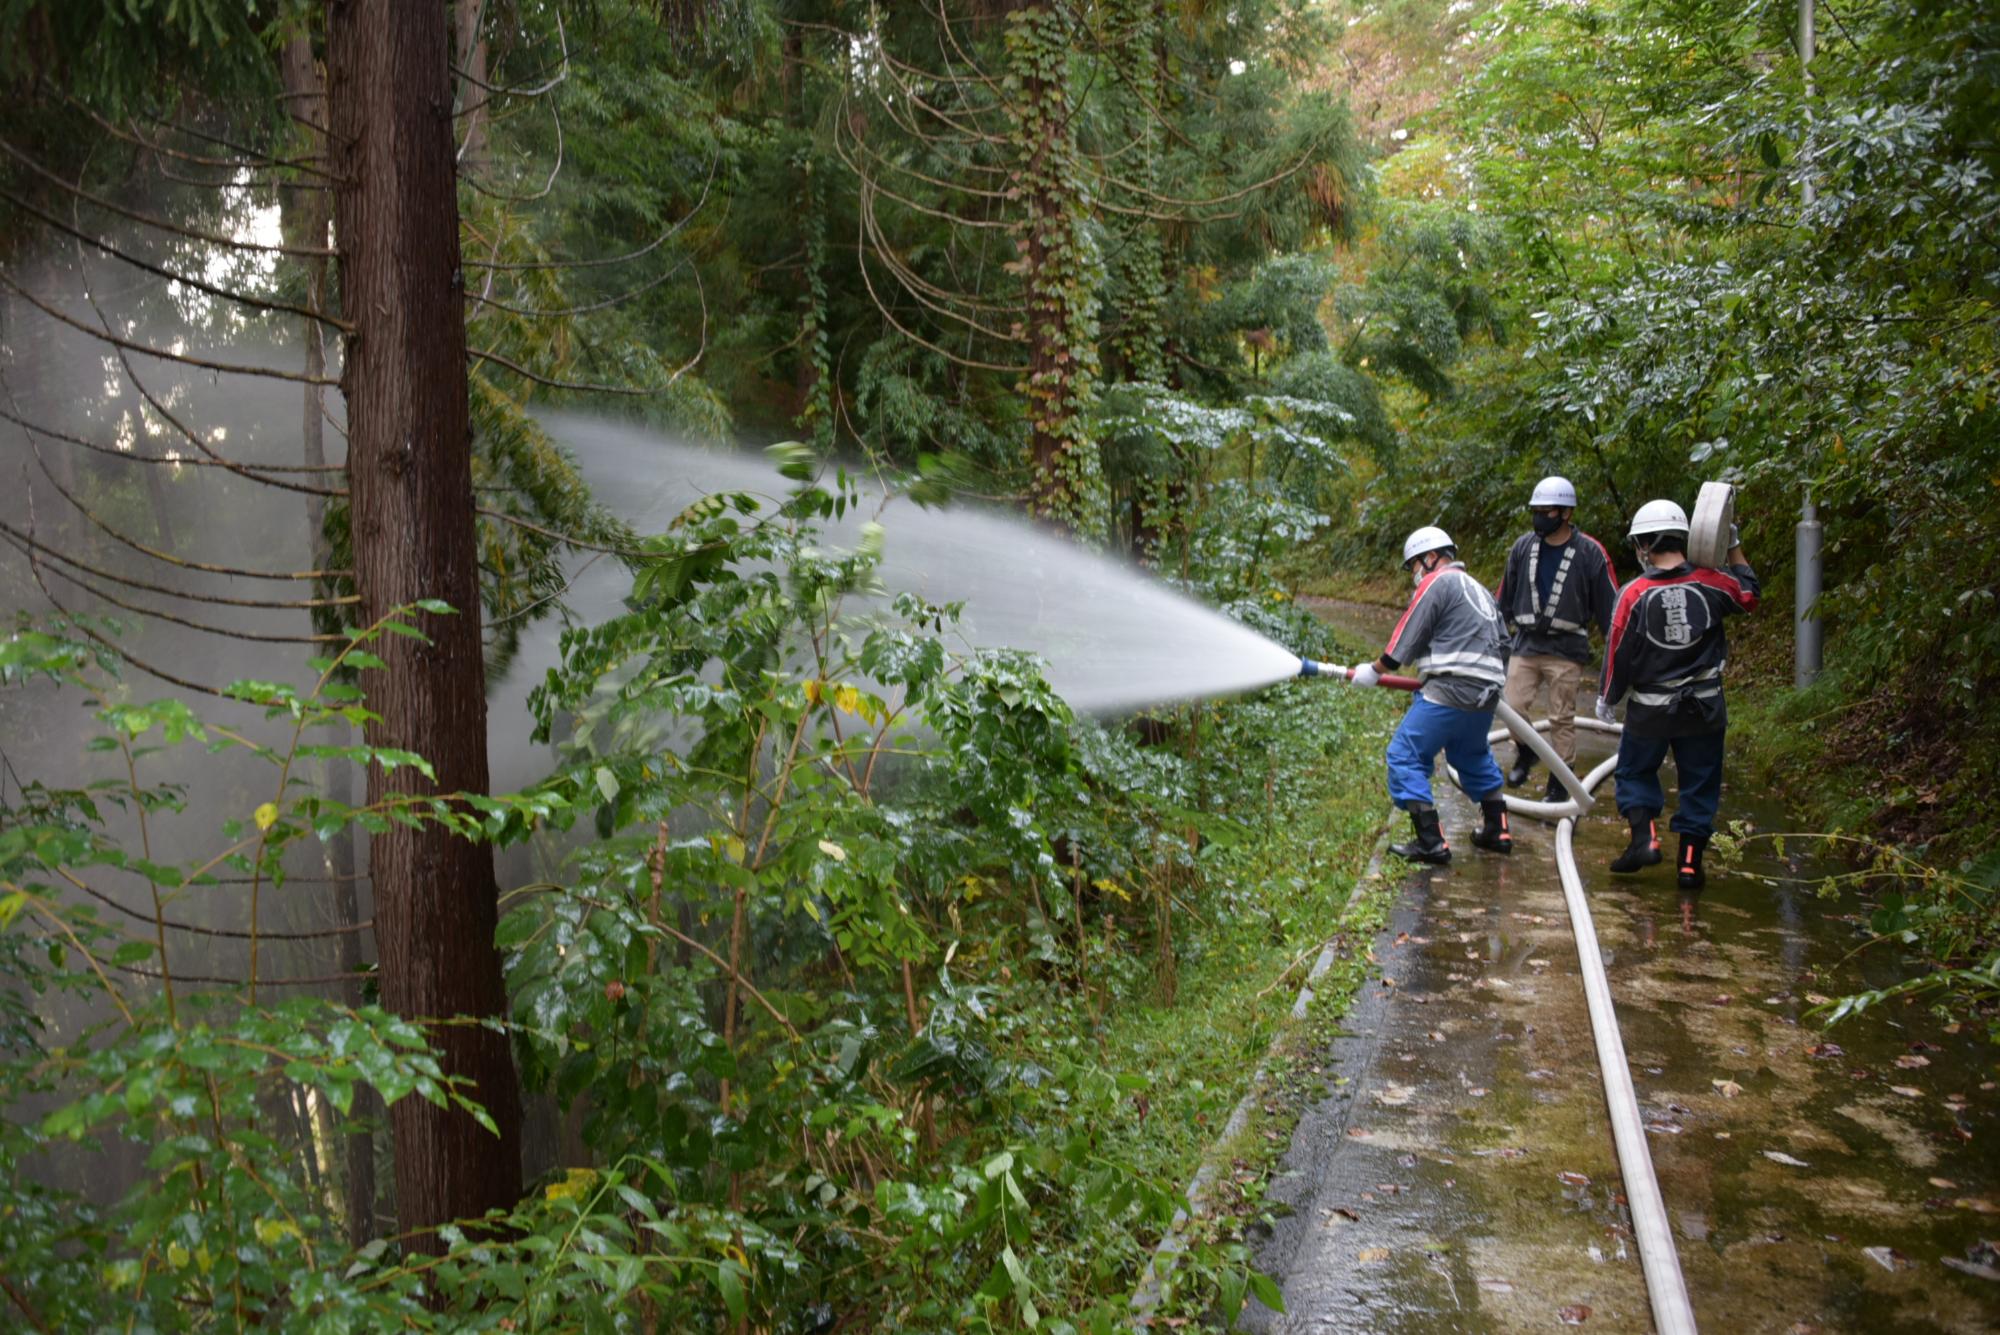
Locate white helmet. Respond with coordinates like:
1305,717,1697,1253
1627,499,1690,540
1530,476,1577,509
1401,525,1455,567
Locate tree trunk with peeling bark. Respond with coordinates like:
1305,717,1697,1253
325,0,521,1245
279,23,380,1250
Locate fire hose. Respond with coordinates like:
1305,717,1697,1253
1298,658,1699,1335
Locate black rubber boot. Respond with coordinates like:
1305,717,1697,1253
1391,805,1451,866
1677,834,1709,891
1542,772,1568,805
1471,798,1512,855
1506,753,1533,788
1608,811,1663,874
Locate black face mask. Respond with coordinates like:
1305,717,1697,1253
1531,510,1566,536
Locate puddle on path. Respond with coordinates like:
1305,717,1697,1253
1243,637,2000,1333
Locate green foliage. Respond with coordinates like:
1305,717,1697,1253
1308,0,2000,988
0,0,304,117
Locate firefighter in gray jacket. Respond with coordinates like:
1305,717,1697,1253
1349,527,1512,865
1493,476,1621,802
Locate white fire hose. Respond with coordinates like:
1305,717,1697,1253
1300,659,1699,1334
1483,705,1698,1335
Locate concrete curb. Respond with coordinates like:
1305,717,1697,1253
1129,813,1401,1325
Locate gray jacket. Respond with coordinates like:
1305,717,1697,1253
1382,562,1507,711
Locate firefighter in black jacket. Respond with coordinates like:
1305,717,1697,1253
1596,499,1759,889
1493,476,1621,803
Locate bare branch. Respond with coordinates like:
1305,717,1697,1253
466,346,659,396
0,187,352,331
461,86,563,203
466,254,688,318
0,518,359,610
15,541,341,644
453,8,569,100
0,401,342,474
115,962,370,987
63,870,375,940
20,539,234,698
475,507,651,558
486,552,603,629
81,333,348,499
462,154,717,272
852,195,1026,374
132,109,343,182
0,272,341,386
0,138,337,257
29,448,347,582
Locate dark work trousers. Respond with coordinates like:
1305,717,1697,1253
1613,728,1726,837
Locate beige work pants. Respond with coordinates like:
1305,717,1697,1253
1504,653,1582,767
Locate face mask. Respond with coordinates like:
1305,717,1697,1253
1532,510,1565,535
1410,559,1430,586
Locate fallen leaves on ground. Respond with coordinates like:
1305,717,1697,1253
1889,1086,1923,1098
1558,1304,1592,1324
1558,1171,1591,1187
1862,1245,1915,1272
1476,1277,1514,1294
1357,1247,1390,1264
1376,1084,1415,1106
1764,1151,1810,1167
1951,1197,1998,1214
1895,1054,1931,1069
1807,1042,1845,1059
1713,1078,1744,1098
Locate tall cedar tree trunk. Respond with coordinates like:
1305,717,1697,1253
279,26,378,1248
325,0,523,1242
453,0,489,176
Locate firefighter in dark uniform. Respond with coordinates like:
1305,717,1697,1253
1493,476,1622,803
1596,499,1759,889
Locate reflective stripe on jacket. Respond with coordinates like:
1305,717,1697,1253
1383,563,1507,711
1602,562,1759,737
1493,530,1620,664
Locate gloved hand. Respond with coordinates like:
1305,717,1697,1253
1349,661,1381,688
1729,522,1741,547
1594,695,1616,725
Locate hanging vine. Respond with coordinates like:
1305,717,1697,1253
794,147,834,452
1006,3,1109,541
1104,0,1168,386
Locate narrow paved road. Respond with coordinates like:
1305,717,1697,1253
1242,701,1999,1332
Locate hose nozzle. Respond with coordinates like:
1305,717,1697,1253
1298,658,1338,678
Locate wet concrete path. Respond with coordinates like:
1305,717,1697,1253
1249,612,2000,1331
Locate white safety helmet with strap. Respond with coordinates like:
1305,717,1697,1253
1401,525,1456,569
1529,476,1577,509
1627,499,1690,541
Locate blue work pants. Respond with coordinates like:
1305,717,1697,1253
1386,696,1505,810
1613,728,1726,837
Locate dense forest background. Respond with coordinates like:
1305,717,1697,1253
0,0,1995,1329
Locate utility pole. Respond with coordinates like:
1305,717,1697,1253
1795,0,1824,687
